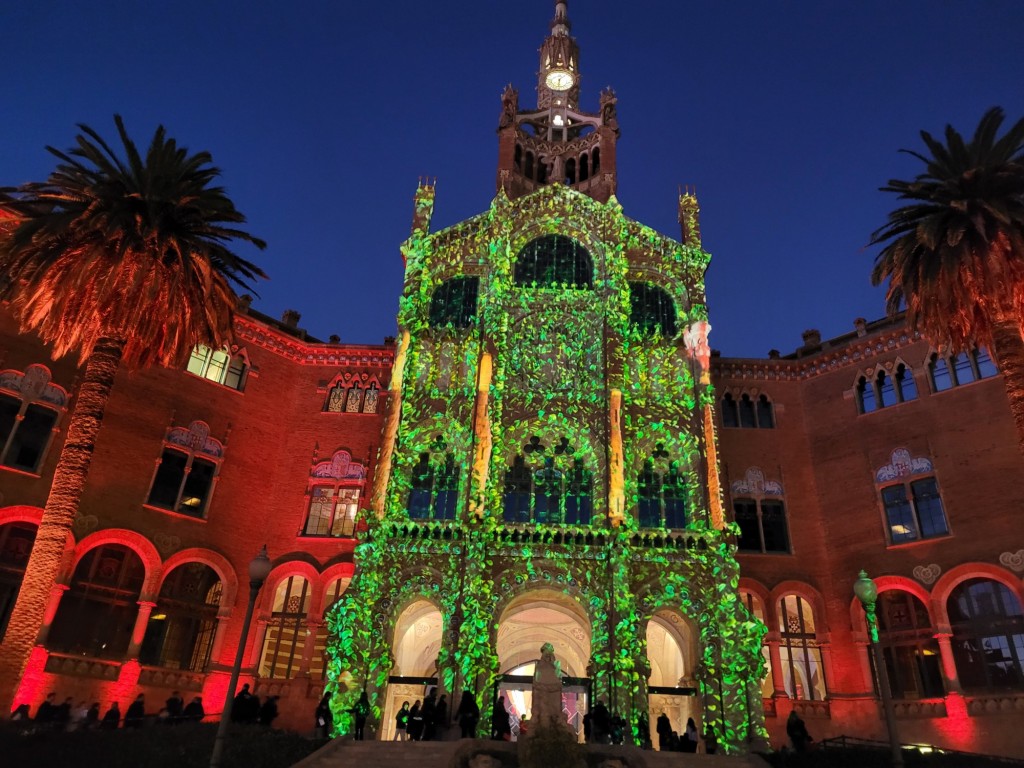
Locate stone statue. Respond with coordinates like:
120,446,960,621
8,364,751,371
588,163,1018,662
530,642,565,731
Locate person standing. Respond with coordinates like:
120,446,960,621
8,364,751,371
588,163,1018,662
491,695,511,741
786,710,813,753
351,691,370,740
101,701,121,729
683,717,699,753
703,726,718,755
455,691,480,739
315,693,333,739
656,711,672,750
591,700,610,745
407,700,424,741
394,701,410,741
183,697,205,723
434,694,448,740
55,697,73,728
421,691,437,741
85,702,100,729
259,695,280,727
165,691,184,724
34,693,57,725
233,683,257,723
124,694,146,728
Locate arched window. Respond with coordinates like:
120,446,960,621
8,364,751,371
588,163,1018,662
310,576,352,680
734,498,789,553
513,235,593,288
894,363,917,402
514,144,523,170
721,394,739,428
857,375,877,414
406,445,461,522
0,522,36,640
778,594,827,700
429,277,480,329
628,282,677,338
48,544,146,659
636,454,690,530
433,453,459,521
565,157,576,185
502,455,532,523
592,147,600,174
564,459,593,525
259,575,311,680
186,345,247,391
877,591,944,699
929,349,997,391
880,476,947,543
740,590,773,698
501,439,590,525
146,421,223,519
140,563,222,672
878,370,896,407
738,394,756,428
756,395,775,428
345,385,363,413
525,152,535,180
324,380,380,414
929,354,952,391
948,579,1024,692
363,383,380,413
579,153,589,181
533,457,563,524
0,365,66,473
325,383,346,413
304,450,366,537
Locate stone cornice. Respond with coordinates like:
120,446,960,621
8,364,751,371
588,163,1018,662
235,315,393,368
713,325,921,382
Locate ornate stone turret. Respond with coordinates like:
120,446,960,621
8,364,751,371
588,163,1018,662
496,0,618,203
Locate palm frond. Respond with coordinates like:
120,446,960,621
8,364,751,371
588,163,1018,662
0,115,267,368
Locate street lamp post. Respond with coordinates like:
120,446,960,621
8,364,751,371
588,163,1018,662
853,570,903,768
210,546,273,768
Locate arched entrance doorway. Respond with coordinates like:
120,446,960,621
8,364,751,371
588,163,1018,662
646,609,700,750
496,589,591,741
381,599,443,740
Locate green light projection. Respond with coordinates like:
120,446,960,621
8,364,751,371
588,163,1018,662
323,185,767,752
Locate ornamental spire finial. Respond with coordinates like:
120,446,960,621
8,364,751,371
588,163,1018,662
551,1,571,35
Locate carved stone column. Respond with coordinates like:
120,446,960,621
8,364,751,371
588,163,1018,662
35,583,69,646
126,600,157,660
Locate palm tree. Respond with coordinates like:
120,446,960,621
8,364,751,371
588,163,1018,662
0,116,266,712
870,106,1024,451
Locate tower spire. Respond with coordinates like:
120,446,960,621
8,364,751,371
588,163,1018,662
494,1,618,203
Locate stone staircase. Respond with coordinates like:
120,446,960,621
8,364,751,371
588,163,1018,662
292,738,769,768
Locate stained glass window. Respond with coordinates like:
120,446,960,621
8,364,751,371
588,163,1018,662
628,282,676,338
429,277,479,329
513,235,593,288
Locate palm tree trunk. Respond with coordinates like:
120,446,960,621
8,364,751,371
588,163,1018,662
0,336,125,715
990,318,1024,456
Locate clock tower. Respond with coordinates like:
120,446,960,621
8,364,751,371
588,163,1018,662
496,0,619,203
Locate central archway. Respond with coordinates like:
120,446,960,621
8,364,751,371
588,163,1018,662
496,588,591,740
646,609,701,750
381,599,443,740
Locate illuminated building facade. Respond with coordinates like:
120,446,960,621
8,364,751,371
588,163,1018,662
1,1,1022,759
323,2,763,751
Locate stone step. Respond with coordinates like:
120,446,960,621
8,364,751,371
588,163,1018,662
292,738,769,768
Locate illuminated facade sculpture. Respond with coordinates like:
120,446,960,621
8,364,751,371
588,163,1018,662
323,2,766,751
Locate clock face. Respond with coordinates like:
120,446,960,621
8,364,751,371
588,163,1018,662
545,70,574,91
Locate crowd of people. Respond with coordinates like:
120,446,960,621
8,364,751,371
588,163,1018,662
9,691,206,730
228,683,280,727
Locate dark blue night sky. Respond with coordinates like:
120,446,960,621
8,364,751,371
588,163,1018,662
3,2,1022,357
